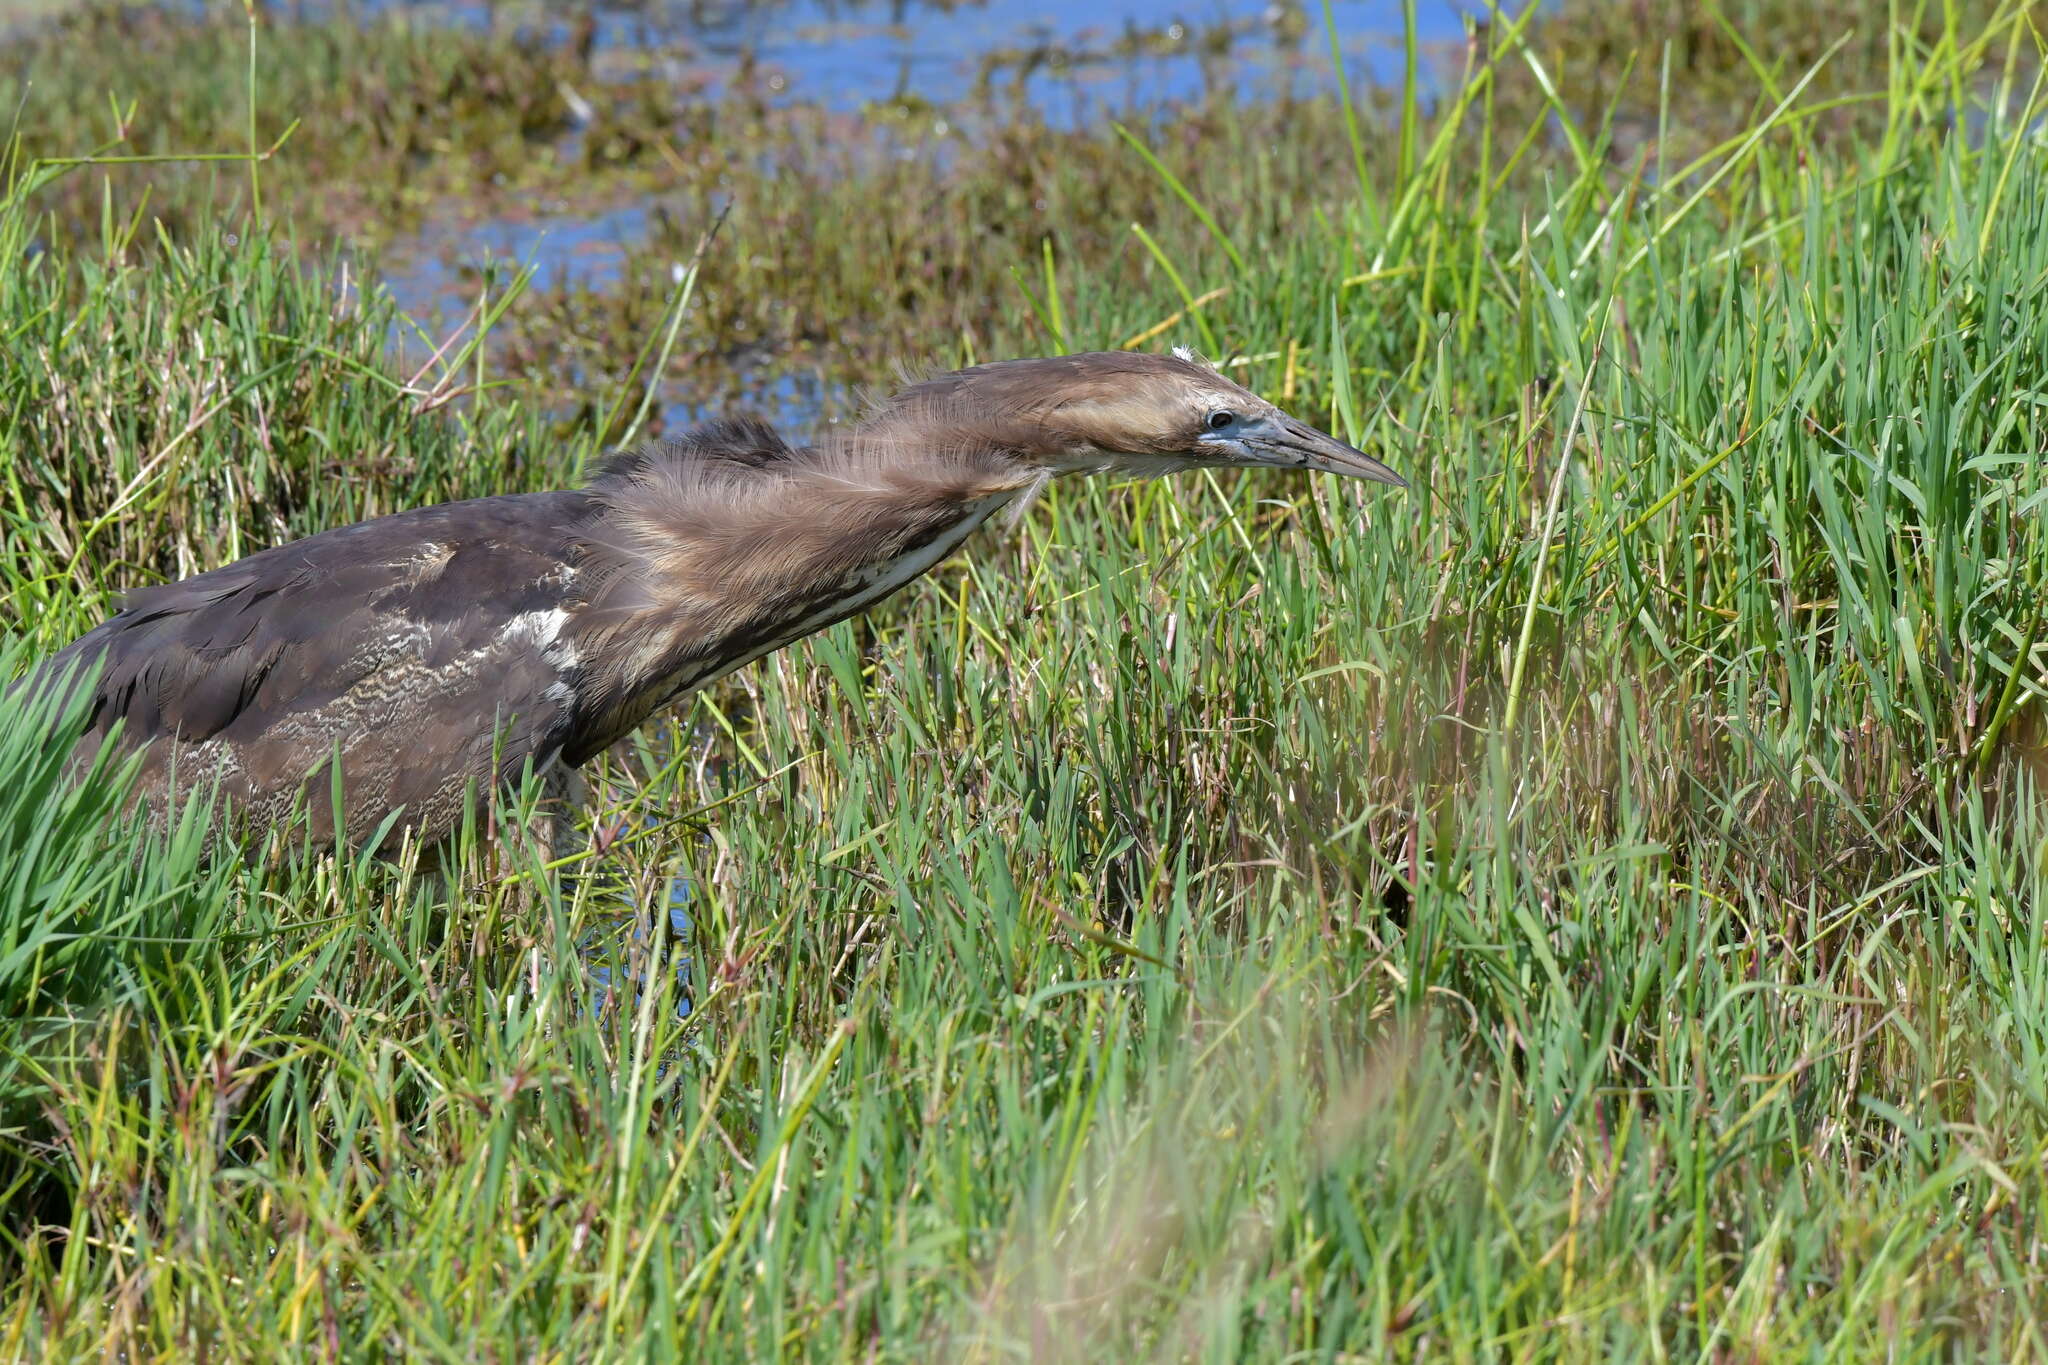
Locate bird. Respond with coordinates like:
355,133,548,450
27,349,1405,857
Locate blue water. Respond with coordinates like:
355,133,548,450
635,0,1466,113
378,200,649,322
378,0,1476,390
581,875,696,1022
376,0,1474,295
359,0,1473,114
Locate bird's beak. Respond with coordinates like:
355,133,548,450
1253,416,1408,487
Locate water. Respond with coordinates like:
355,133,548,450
352,0,1472,113
380,202,649,303
581,873,696,1022
370,0,1476,334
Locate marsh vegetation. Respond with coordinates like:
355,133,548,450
3,0,2048,1356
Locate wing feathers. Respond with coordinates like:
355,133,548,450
33,491,595,847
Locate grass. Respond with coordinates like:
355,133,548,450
5,0,2015,420
0,643,241,1122
4,0,2048,1356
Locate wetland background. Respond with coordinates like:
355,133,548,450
6,0,2048,1358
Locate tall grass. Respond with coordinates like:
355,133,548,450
0,646,241,1125
3,0,2048,1357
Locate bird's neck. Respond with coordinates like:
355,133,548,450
570,428,1038,743
848,386,1139,475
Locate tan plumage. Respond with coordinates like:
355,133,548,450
27,350,1404,854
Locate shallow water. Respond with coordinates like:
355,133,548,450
352,0,1472,112
369,0,1477,427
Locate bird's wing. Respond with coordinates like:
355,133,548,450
40,491,595,845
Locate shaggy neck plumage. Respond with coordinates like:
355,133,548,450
563,410,1044,747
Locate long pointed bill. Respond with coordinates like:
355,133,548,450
1256,416,1408,487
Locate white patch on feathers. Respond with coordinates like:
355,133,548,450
501,608,568,648
501,607,580,670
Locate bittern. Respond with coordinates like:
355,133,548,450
32,350,1403,855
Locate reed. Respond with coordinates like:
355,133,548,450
2,0,2045,1356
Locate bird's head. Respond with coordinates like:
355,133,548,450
879,348,1406,487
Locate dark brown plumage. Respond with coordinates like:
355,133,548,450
29,350,1404,854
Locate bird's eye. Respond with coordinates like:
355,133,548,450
1205,409,1237,432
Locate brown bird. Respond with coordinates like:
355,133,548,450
33,350,1403,855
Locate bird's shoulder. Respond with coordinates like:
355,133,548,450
585,417,803,486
